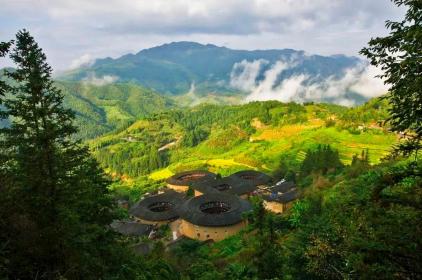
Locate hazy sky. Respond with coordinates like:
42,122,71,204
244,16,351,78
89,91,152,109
0,0,405,71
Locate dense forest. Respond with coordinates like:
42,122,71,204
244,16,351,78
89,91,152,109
0,0,421,279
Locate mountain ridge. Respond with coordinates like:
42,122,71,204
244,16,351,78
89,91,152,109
59,41,368,103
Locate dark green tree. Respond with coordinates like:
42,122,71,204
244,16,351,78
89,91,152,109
253,214,284,279
361,0,422,158
0,30,132,279
300,145,343,176
250,197,266,236
0,39,12,279
0,41,12,98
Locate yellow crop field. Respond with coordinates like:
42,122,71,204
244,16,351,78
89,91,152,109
254,124,314,140
206,158,256,169
149,168,174,180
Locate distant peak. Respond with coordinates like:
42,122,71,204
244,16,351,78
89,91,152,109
166,41,208,48
137,41,219,55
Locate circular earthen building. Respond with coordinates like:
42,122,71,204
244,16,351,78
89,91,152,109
229,170,273,188
179,193,252,241
129,191,185,225
166,170,216,192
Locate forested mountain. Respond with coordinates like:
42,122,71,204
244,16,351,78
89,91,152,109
59,42,367,103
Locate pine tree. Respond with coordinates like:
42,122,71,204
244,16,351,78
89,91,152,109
0,39,12,279
0,30,126,279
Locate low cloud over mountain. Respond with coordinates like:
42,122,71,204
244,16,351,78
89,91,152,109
230,58,387,106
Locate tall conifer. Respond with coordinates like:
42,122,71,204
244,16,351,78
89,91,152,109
0,30,120,279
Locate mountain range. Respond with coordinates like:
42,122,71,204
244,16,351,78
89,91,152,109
2,42,387,139
59,42,379,105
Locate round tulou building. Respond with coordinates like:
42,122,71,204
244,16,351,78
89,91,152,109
229,170,273,188
178,193,252,241
166,170,216,193
129,191,185,225
190,176,257,199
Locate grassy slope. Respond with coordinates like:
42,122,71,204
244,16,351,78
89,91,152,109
58,81,176,139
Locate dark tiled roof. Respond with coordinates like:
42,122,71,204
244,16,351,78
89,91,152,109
263,189,299,204
179,193,252,226
190,178,220,194
110,220,151,236
229,170,273,186
165,170,216,186
269,181,296,193
129,191,185,221
190,176,257,196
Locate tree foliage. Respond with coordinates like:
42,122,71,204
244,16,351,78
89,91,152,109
0,30,153,279
300,145,344,176
361,0,422,156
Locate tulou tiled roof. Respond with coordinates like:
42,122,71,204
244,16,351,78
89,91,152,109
269,181,296,193
129,191,185,221
229,170,273,187
165,170,216,186
190,176,257,196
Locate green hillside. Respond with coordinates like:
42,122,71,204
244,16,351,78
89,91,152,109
57,81,176,138
88,98,396,198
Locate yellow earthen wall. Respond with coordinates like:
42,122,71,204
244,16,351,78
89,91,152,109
180,219,247,241
167,184,189,193
263,201,284,213
263,201,294,213
194,190,204,197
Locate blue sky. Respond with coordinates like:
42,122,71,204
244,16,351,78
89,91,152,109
0,0,405,71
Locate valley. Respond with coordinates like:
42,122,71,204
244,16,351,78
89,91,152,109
85,97,396,202
1,2,420,275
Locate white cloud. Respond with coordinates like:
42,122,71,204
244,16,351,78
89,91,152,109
230,59,268,91
251,60,290,97
349,65,387,98
231,59,389,106
69,54,94,69
82,73,118,86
